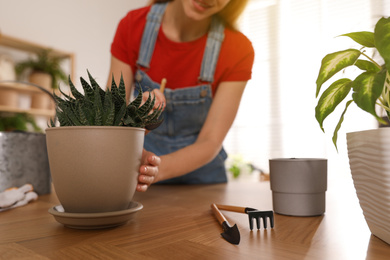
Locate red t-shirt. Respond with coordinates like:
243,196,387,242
111,6,254,95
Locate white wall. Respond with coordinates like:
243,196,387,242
0,0,148,88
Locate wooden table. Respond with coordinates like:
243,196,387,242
1,177,389,259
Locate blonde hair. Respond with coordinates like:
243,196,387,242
150,0,249,30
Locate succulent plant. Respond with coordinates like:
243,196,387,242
49,71,163,129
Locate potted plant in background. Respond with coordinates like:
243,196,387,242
0,54,18,108
46,70,163,216
15,49,67,109
315,16,390,244
0,112,42,132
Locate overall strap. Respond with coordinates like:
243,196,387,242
198,16,225,83
137,2,168,68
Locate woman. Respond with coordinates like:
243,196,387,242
108,0,254,191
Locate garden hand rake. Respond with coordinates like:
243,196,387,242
216,204,274,230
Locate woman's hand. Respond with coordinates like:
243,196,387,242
137,149,161,192
142,89,166,110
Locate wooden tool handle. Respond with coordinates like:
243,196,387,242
160,78,167,93
211,203,227,225
215,204,246,213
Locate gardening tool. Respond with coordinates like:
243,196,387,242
211,203,240,245
216,204,274,230
145,78,167,131
160,78,167,93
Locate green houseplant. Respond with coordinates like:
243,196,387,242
46,71,163,218
15,49,68,110
0,113,42,132
15,49,67,90
315,16,390,245
315,17,390,148
49,71,162,129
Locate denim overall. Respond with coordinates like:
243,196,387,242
135,2,227,184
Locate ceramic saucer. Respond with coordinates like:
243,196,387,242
48,201,143,229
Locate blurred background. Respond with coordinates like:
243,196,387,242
0,0,389,181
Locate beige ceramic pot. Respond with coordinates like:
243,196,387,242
29,72,52,109
46,126,145,213
0,89,19,107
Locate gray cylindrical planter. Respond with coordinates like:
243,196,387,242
269,158,327,216
0,132,51,195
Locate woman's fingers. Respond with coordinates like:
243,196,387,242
137,152,161,192
142,90,166,110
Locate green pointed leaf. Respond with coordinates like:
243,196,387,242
315,79,353,131
94,85,103,125
352,71,386,123
375,17,390,69
340,32,375,47
355,59,381,73
68,75,84,100
332,100,353,151
87,70,99,90
49,118,56,127
145,104,163,122
76,101,88,125
58,87,75,103
114,103,126,126
138,93,154,117
102,89,115,125
80,77,94,101
126,105,137,117
316,49,361,96
122,115,135,126
111,74,118,92
62,104,82,126
118,74,126,100
129,84,143,108
110,75,126,113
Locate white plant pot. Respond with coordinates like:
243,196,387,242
347,128,390,245
46,126,145,213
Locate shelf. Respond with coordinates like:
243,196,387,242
0,82,46,94
0,33,72,59
0,105,55,117
0,32,73,121
0,32,75,79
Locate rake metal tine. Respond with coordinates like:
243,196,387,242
247,210,274,230
249,215,254,230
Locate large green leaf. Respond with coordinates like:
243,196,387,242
315,78,352,131
355,59,381,73
375,17,390,69
316,49,361,96
352,71,386,123
340,31,375,47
